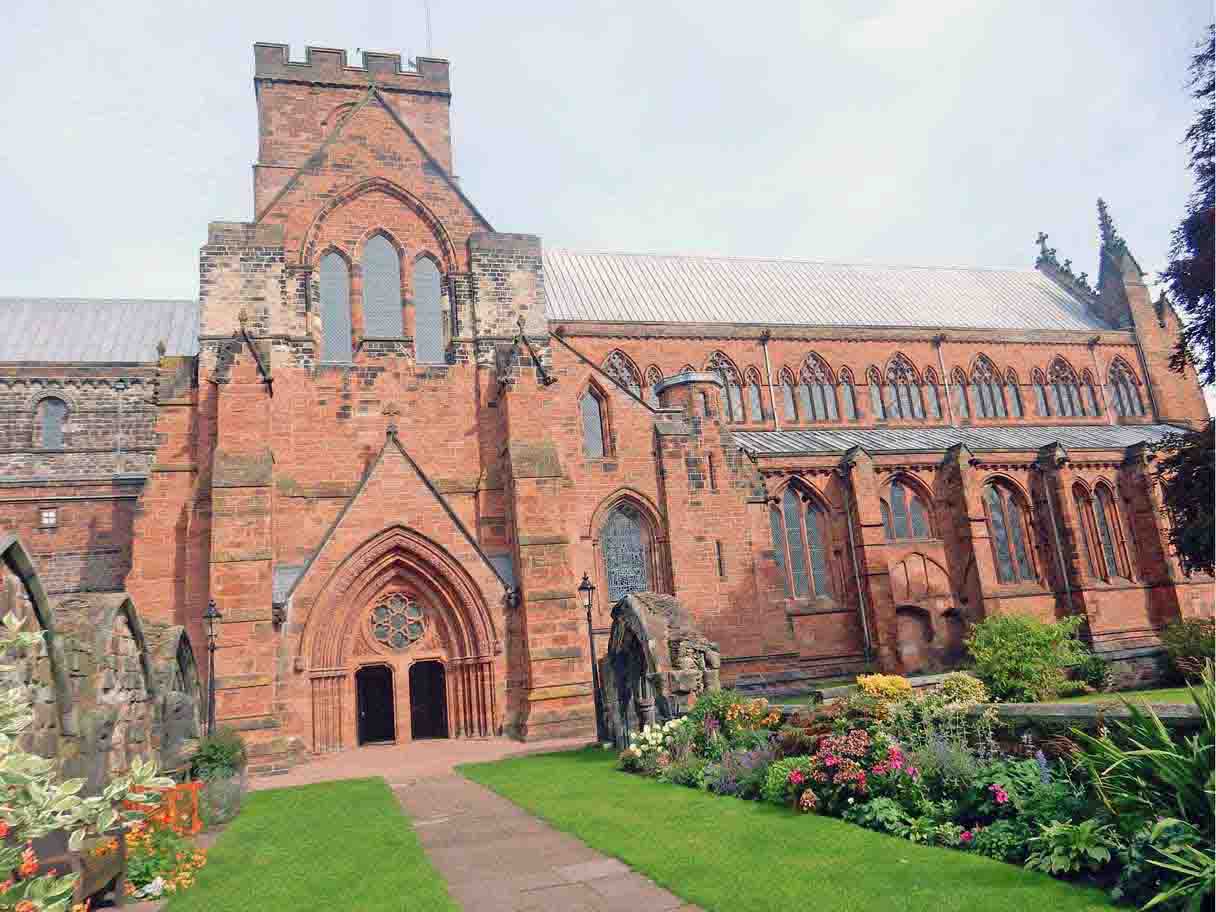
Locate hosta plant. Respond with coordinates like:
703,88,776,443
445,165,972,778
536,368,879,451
0,612,174,911
1025,818,1117,876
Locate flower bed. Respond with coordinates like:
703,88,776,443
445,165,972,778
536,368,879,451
618,666,1214,911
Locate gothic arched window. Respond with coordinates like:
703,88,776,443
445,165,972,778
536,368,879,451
982,481,1037,584
923,367,942,419
884,355,923,419
800,355,837,421
38,397,68,450
839,368,859,421
1032,369,1051,416
413,258,445,363
745,368,765,421
643,366,663,407
362,235,403,337
952,368,971,419
880,479,932,540
601,502,653,603
708,352,744,423
971,356,1006,418
1108,360,1146,417
779,368,797,422
867,367,885,420
580,386,608,457
1081,370,1101,416
768,487,833,599
319,251,353,362
603,350,642,397
1048,358,1083,417
1005,370,1024,418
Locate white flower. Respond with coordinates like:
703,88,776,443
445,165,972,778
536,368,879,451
847,798,855,805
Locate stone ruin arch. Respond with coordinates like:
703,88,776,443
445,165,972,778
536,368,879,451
144,623,203,773
600,592,721,748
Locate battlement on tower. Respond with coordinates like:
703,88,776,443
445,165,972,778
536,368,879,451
253,42,450,94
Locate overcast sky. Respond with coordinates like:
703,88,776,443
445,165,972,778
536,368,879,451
1,0,1210,304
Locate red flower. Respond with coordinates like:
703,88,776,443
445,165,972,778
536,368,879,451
960,831,974,843
788,770,805,786
0,820,9,838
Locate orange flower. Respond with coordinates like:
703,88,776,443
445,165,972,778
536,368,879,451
16,901,36,912
0,820,10,838
18,844,38,877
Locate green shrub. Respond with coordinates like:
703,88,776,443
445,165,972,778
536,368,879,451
1025,818,1117,876
935,672,988,704
773,725,816,759
966,613,1085,702
190,727,248,781
760,755,815,805
658,756,709,789
971,819,1032,864
842,797,910,835
1161,617,1215,682
1112,818,1205,910
1073,653,1112,692
857,673,913,703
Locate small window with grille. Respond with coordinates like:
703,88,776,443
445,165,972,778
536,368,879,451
39,508,57,529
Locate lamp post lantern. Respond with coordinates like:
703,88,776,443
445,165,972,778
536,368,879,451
578,572,606,742
203,599,222,736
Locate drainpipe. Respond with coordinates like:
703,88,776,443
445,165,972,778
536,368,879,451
760,329,778,430
1033,459,1074,615
934,335,955,425
837,463,872,662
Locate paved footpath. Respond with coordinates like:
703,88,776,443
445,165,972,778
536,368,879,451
251,738,699,912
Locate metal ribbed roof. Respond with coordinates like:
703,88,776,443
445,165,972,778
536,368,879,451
733,424,1181,456
543,250,1110,332
0,298,199,362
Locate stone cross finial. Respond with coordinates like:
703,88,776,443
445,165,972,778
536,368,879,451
1097,198,1127,254
1034,231,1058,268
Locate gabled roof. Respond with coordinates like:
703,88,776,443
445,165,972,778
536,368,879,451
733,423,1180,457
543,250,1111,332
0,298,199,363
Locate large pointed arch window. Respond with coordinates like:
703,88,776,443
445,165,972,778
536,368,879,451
923,367,942,419
319,251,353,362
708,353,744,423
1108,360,1146,417
580,386,608,457
799,355,838,421
882,354,924,419
643,366,663,407
601,503,653,603
362,235,403,337
839,368,859,421
1032,369,1051,416
1075,482,1130,580
1081,370,1101,416
971,356,1007,418
779,368,798,421
413,258,445,363
767,487,833,599
880,479,932,540
982,481,1037,584
1005,370,1024,418
867,367,885,420
1048,358,1084,417
744,368,765,421
952,368,971,419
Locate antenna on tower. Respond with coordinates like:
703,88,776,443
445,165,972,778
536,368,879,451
422,0,433,55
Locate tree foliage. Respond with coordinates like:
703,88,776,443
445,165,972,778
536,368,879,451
1165,25,1215,386
1155,420,1216,576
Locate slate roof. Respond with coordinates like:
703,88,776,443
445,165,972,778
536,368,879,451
543,250,1110,332
0,298,199,362
732,424,1181,456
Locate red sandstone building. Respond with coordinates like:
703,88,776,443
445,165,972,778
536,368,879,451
1,44,1211,769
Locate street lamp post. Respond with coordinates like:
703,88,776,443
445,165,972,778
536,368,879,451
578,573,605,743
203,599,222,737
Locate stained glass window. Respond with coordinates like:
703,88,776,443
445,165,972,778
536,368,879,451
1094,488,1123,579
771,488,833,599
1108,361,1145,417
1048,359,1083,417
971,356,1006,418
603,351,642,397
883,481,930,540
984,483,1037,584
884,355,923,419
602,504,651,602
370,594,425,650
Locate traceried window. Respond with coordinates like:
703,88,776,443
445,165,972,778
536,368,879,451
1081,370,1101,416
602,350,642,398
1032,369,1051,416
370,593,425,650
880,480,932,540
883,354,924,419
38,397,68,450
839,369,859,420
413,258,445,363
319,252,353,362
644,366,663,407
580,387,608,457
601,503,652,603
1048,358,1084,417
779,369,797,421
952,368,970,419
971,356,1007,418
768,487,833,598
745,368,765,421
868,367,885,420
923,367,942,419
797,355,838,422
708,353,744,423
1005,370,1024,418
362,235,403,337
1108,360,1146,417
1075,483,1130,580
982,481,1037,584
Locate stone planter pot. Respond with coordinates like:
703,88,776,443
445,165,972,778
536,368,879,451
199,769,248,827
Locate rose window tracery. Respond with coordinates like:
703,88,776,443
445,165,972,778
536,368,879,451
370,594,425,650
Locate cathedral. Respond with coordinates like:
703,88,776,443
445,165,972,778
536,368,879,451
1,44,1211,771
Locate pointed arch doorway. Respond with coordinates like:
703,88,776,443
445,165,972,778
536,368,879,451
409,661,448,739
355,665,396,745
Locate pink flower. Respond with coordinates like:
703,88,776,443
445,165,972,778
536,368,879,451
961,831,973,843
788,770,805,786
906,766,919,779
988,784,1009,805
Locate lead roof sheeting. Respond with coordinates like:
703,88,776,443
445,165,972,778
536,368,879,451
0,298,200,363
543,250,1111,332
732,424,1181,456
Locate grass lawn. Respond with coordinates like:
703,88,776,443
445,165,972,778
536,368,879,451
462,749,1111,912
164,778,455,912
1058,686,1196,704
